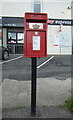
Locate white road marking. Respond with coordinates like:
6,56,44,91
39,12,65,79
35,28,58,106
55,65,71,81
37,56,54,69
0,56,23,65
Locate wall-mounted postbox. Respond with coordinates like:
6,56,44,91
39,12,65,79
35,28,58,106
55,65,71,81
24,12,48,57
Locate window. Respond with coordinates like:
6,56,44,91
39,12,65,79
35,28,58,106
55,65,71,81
7,29,24,44
17,33,24,43
33,0,42,13
34,3,41,13
8,32,16,43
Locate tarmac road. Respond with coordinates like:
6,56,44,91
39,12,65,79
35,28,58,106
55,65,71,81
1,55,71,81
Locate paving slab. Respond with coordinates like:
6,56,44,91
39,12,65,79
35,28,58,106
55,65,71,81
2,77,71,108
2,106,71,118
1,77,72,118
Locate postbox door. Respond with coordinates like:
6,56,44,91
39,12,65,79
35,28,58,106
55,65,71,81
26,31,46,57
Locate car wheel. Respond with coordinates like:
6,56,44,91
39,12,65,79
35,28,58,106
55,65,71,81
3,51,9,60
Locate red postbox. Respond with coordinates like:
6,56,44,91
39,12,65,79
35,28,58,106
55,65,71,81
24,12,47,57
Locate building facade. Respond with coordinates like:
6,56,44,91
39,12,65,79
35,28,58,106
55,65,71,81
0,0,73,55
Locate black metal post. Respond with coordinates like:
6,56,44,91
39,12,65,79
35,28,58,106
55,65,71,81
31,57,37,115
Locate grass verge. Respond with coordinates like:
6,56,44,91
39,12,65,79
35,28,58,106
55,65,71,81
59,98,73,112
10,105,26,110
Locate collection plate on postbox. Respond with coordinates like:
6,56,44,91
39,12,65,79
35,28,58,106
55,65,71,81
24,12,48,57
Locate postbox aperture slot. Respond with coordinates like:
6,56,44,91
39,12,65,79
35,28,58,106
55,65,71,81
26,19,46,23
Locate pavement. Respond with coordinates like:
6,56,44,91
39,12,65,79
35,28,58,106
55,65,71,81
0,77,72,119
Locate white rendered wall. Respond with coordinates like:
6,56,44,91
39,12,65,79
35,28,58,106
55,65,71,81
1,1,72,18
2,2,32,17
43,1,71,19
